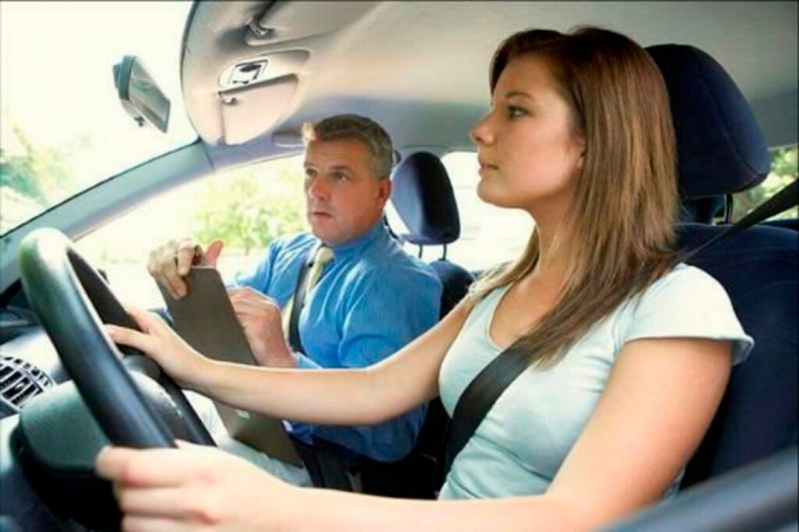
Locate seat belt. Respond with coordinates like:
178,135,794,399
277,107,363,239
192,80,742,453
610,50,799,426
286,250,314,355
283,245,355,491
444,180,798,474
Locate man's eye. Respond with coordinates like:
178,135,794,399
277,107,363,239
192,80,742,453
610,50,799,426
332,172,347,180
304,168,316,178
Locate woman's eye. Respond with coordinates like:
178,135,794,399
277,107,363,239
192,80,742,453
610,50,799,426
507,105,526,118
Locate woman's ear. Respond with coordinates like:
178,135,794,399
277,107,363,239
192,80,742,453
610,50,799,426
575,133,587,170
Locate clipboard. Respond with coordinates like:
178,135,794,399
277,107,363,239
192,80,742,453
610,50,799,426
157,267,303,467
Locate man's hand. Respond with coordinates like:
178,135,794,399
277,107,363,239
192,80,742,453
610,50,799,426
147,238,224,298
228,287,296,368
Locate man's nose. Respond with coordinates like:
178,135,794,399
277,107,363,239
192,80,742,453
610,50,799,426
307,176,329,199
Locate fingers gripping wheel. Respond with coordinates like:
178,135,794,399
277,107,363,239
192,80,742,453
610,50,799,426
17,228,214,447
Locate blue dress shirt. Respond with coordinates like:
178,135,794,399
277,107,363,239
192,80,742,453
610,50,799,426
233,221,443,462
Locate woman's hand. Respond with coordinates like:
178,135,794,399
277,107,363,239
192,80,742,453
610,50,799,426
96,442,300,531
106,306,210,388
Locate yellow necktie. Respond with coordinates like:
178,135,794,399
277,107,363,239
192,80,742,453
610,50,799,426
282,245,334,336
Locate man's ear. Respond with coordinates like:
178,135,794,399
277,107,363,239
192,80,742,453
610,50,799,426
377,178,392,204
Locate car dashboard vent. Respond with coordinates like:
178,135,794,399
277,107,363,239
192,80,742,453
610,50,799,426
0,355,54,415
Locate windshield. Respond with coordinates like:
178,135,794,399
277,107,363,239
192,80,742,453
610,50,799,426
0,1,197,234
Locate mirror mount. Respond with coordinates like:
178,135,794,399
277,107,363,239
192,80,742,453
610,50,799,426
113,55,170,133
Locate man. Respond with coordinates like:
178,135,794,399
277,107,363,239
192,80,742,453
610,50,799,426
148,114,443,486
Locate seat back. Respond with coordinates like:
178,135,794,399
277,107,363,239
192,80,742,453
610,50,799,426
647,44,798,489
763,218,799,231
387,151,477,494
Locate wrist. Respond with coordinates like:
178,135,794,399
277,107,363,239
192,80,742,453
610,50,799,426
274,484,306,531
185,356,218,393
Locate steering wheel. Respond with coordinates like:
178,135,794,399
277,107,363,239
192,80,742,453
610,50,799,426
17,227,215,448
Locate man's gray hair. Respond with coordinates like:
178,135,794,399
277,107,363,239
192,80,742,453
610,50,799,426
302,114,394,179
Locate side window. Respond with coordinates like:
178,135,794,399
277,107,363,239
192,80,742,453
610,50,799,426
76,155,306,308
441,151,532,271
731,146,797,222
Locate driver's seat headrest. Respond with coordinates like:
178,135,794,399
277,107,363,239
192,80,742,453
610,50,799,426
646,44,771,200
390,151,461,246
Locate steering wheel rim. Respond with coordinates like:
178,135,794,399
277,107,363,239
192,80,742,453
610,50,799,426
18,227,214,448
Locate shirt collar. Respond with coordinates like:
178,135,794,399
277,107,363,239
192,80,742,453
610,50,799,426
326,220,389,259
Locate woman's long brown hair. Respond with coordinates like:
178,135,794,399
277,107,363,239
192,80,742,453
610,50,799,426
470,26,680,367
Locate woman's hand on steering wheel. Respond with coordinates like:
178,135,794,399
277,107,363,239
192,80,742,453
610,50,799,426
96,441,301,531
107,306,211,389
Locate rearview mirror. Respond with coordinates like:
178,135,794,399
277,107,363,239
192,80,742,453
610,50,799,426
113,55,170,133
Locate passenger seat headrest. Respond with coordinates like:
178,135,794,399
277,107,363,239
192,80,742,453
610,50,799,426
646,44,771,200
390,151,461,246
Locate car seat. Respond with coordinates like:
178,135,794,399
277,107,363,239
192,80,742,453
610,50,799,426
646,44,798,489
380,151,476,495
390,151,476,316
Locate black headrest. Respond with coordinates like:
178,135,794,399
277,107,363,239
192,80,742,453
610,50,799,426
646,44,771,199
390,151,461,246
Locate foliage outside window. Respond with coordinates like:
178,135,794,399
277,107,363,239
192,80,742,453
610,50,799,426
731,146,797,222
77,155,306,308
191,157,306,256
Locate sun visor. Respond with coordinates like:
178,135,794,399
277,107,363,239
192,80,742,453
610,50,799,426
217,74,299,146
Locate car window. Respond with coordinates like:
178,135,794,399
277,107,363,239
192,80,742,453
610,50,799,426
384,151,532,273
76,155,306,309
0,2,197,235
441,151,533,272
731,145,797,222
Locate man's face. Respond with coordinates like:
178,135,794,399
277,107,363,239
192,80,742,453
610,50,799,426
303,138,391,246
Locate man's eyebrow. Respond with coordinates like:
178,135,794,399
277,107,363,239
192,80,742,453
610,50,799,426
304,162,354,172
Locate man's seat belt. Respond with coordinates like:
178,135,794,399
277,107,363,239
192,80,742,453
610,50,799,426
286,244,440,496
283,245,355,490
444,180,798,474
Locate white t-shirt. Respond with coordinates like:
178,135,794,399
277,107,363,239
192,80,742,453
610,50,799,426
437,264,753,500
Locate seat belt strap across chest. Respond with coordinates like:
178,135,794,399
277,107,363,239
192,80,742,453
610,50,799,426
287,253,312,354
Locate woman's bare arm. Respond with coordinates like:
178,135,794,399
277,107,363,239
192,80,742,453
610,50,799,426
98,335,732,531
108,301,471,426
295,336,733,531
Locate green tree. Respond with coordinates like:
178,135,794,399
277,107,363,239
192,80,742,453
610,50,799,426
731,146,797,221
0,124,75,207
191,156,306,255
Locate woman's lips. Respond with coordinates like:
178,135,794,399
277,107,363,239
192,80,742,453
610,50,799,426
478,158,498,169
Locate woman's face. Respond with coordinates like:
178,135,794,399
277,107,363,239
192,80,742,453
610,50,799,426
470,54,585,219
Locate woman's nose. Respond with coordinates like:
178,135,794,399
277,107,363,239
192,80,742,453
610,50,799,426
470,114,493,146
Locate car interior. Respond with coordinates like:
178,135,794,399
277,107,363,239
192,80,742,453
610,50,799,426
0,2,796,531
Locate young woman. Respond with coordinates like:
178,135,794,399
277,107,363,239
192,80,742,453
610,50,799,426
97,26,752,531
